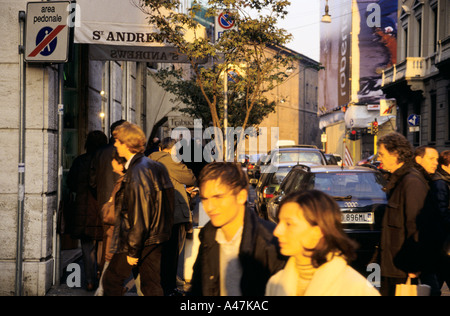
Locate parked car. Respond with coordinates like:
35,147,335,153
358,154,383,169
260,145,327,175
254,163,300,219
247,154,266,184
267,165,387,273
325,153,342,166
333,154,343,166
325,153,339,165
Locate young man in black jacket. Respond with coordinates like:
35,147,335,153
102,122,174,296
190,162,286,296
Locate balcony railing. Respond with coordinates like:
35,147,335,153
381,55,440,88
382,57,424,86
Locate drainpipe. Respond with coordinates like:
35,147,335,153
54,64,64,286
16,10,26,296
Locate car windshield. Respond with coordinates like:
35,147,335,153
273,151,323,164
307,172,386,200
269,167,291,185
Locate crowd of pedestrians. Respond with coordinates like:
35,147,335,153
66,124,450,296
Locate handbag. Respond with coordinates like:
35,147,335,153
395,277,431,296
102,176,124,226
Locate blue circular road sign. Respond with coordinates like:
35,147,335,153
218,12,235,29
408,114,420,127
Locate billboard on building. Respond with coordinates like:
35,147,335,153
354,0,397,105
319,0,397,115
318,0,352,115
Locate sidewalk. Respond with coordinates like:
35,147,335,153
47,241,450,296
46,249,138,296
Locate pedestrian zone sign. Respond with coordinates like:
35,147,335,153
25,1,71,63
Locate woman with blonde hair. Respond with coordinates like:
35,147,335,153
266,190,380,296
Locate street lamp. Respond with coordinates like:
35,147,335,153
321,0,332,23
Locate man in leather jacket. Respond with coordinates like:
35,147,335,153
102,122,174,296
189,162,286,296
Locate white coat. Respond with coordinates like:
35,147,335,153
265,256,380,296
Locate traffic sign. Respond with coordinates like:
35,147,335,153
218,12,235,30
215,11,237,42
407,114,420,127
25,1,71,63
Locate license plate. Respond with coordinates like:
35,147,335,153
341,212,374,224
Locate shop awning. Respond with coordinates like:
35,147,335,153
344,104,393,129
74,0,206,62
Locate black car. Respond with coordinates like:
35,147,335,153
267,165,387,273
254,163,300,219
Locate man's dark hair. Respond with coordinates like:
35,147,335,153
85,130,107,154
414,145,436,158
160,137,177,151
377,132,413,164
110,119,126,139
439,150,450,167
198,162,248,194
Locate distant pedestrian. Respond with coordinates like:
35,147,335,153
189,162,286,296
413,146,441,295
67,130,108,291
145,137,160,156
377,132,429,296
265,190,380,296
150,137,197,295
414,145,439,176
89,119,126,295
424,150,450,294
102,122,174,296
90,120,126,209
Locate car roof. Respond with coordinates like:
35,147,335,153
261,162,318,173
291,164,379,173
272,146,321,152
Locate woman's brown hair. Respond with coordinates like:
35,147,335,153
278,190,358,268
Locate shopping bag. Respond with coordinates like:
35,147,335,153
395,277,431,296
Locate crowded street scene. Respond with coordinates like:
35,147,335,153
1,0,450,302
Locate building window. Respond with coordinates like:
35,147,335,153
402,25,409,60
447,88,450,141
413,0,423,58
430,93,437,143
431,5,438,53
413,100,420,146
416,16,422,57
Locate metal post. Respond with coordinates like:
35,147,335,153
223,64,228,161
55,64,64,285
16,10,26,297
